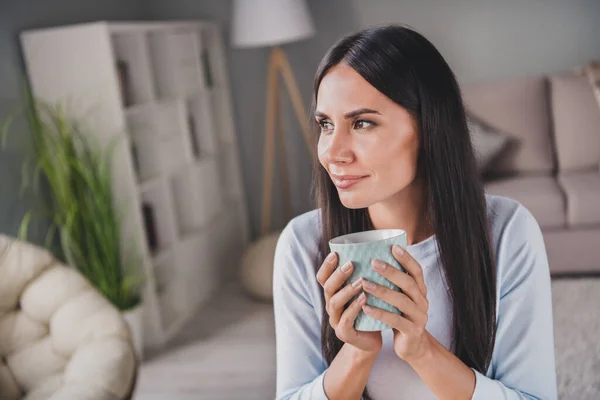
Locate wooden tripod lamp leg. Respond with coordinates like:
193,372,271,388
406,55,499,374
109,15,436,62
275,81,293,223
260,49,279,236
275,47,315,157
260,46,312,236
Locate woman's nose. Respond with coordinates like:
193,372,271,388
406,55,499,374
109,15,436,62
324,130,353,165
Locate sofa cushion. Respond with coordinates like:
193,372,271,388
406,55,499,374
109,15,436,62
463,76,555,174
0,239,54,316
21,265,91,324
0,236,136,400
550,74,600,172
63,338,135,399
543,229,600,274
23,374,63,400
484,176,565,229
0,311,47,356
7,336,68,392
0,362,20,400
557,171,600,227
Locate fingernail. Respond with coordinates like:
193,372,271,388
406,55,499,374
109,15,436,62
326,252,336,263
358,293,366,302
352,277,363,288
372,259,386,271
363,305,374,314
363,281,376,291
393,245,404,256
341,261,352,272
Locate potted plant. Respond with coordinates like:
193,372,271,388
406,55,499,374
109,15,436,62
1,90,146,359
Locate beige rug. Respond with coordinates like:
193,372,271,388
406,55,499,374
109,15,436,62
552,277,600,399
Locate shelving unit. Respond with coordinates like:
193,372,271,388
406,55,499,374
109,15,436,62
20,21,250,348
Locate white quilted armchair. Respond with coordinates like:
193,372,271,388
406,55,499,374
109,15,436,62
0,235,137,400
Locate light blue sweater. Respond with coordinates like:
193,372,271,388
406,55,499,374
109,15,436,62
273,194,557,399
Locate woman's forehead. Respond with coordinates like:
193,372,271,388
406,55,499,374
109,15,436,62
316,65,396,115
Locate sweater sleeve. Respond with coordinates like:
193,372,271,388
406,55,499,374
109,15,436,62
471,205,558,400
273,222,330,400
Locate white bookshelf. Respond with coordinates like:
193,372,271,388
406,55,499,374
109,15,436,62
20,21,250,348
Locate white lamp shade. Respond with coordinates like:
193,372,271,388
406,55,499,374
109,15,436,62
231,0,316,48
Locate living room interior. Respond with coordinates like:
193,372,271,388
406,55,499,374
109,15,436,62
1,0,599,399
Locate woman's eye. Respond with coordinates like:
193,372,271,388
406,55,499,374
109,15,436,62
354,119,374,130
318,120,334,132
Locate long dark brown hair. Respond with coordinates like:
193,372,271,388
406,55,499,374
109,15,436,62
310,25,497,399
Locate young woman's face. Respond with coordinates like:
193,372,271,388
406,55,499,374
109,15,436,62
316,64,420,209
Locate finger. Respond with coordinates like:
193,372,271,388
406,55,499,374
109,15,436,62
392,245,427,297
323,261,354,302
362,304,417,334
329,277,363,314
329,277,364,320
371,258,427,310
316,252,338,287
361,279,425,323
337,292,367,338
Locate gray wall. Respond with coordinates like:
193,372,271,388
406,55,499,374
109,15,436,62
144,0,600,240
350,0,600,85
0,0,143,243
2,0,600,242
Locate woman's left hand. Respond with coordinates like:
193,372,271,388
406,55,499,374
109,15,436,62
361,244,432,364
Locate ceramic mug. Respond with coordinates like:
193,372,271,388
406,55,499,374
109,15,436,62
329,229,407,331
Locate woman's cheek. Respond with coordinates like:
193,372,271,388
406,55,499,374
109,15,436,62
317,140,328,167
355,141,387,170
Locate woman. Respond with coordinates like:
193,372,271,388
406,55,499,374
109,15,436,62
273,25,557,400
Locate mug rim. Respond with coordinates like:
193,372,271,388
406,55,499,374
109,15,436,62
329,229,406,246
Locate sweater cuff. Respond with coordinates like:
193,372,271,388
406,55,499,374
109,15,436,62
471,368,500,400
314,370,330,400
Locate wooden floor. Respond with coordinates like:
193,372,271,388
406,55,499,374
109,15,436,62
133,277,600,399
133,281,276,400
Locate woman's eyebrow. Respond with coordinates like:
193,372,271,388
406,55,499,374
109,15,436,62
344,108,380,119
314,108,381,119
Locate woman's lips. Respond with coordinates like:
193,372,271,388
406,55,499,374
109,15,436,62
331,174,368,189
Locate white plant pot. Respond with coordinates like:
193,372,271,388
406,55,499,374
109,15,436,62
123,304,144,361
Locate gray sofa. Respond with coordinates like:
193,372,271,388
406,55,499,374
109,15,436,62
462,73,600,276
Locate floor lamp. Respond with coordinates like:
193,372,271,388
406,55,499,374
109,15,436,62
232,0,316,236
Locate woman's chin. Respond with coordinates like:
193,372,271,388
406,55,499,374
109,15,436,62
338,193,370,209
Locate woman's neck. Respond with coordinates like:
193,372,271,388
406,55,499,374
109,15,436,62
367,180,434,246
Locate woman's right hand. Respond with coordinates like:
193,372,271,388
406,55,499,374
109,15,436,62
316,252,383,355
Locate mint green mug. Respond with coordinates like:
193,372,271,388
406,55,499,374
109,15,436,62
329,229,407,331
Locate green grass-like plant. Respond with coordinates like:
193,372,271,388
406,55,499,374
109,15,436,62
1,89,144,311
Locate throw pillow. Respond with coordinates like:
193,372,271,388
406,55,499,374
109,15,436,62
467,116,510,173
